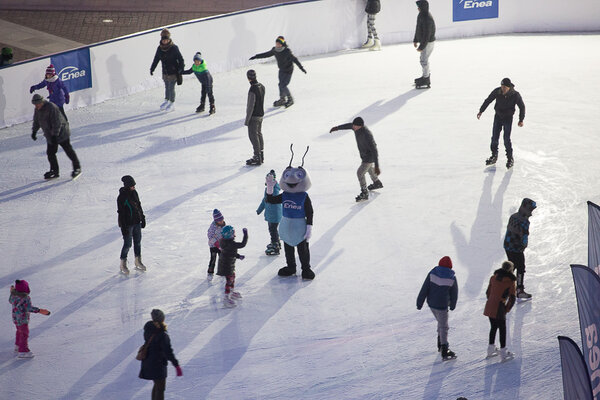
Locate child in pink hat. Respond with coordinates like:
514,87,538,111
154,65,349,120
207,209,226,274
9,280,51,358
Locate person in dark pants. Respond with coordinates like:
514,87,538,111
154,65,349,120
139,309,182,400
478,77,526,168
30,94,81,179
216,225,248,307
245,69,266,166
413,1,436,87
249,35,306,108
182,51,215,114
483,261,516,361
117,175,147,275
150,28,184,112
329,117,382,202
503,198,536,299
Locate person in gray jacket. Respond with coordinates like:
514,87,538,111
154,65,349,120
30,94,81,179
413,0,436,87
329,117,382,202
245,69,265,166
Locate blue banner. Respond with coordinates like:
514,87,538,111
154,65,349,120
558,336,593,400
50,48,92,93
571,264,600,398
453,0,499,22
588,201,600,275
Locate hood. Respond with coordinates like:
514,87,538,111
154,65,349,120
518,198,537,217
416,0,429,13
494,268,517,281
432,265,455,279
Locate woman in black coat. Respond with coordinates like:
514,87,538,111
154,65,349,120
150,28,184,111
139,309,182,400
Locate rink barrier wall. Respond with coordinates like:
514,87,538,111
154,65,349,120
1,0,599,129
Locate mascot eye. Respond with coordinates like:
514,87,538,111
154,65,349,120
283,170,293,180
295,170,306,179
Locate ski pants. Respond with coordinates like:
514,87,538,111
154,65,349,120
120,223,142,260
419,42,434,78
47,138,80,173
491,115,514,158
15,324,30,353
151,378,166,400
278,70,293,100
208,246,220,269
283,240,311,271
506,250,525,289
268,222,280,244
163,74,176,102
247,116,264,157
430,308,449,346
488,317,507,348
357,161,378,191
366,14,378,39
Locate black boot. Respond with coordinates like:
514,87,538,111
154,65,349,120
506,157,514,169
44,170,59,179
246,155,262,166
260,151,264,164
284,96,294,108
301,268,315,280
441,344,456,360
367,180,383,190
278,266,297,276
209,104,216,114
196,103,205,113
355,189,369,202
273,98,286,107
485,154,498,165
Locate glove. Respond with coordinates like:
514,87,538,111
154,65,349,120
249,56,257,60
65,96,70,105
238,254,245,260
329,126,338,133
31,132,37,141
39,309,51,315
242,228,248,235
29,87,35,94
304,225,312,241
175,365,183,376
141,216,146,229
150,70,154,76
300,67,307,74
266,174,276,195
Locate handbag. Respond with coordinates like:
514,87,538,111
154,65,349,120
136,334,155,361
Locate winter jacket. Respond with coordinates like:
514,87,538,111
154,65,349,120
257,183,282,223
150,41,184,77
413,1,436,51
484,268,516,320
416,266,458,311
504,198,536,253
117,187,145,228
139,321,179,381
30,76,70,107
9,289,40,326
252,46,304,75
207,222,224,248
334,123,379,168
32,100,70,144
266,192,313,246
365,0,381,14
216,231,248,277
479,87,526,122
246,80,265,125
181,60,213,86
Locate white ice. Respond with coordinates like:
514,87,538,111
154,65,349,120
1,33,600,399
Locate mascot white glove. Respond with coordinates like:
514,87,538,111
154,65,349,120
266,173,276,195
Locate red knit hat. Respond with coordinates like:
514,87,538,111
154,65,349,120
15,279,30,294
438,256,452,269
46,64,56,76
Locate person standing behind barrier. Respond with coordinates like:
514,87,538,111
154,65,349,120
150,28,184,112
181,52,215,114
245,69,266,166
413,1,436,88
249,35,306,108
361,0,381,50
139,309,182,400
30,64,70,121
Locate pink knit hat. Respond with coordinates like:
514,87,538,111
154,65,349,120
15,279,30,294
46,64,56,76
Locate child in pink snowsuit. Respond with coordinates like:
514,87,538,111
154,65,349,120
9,280,50,358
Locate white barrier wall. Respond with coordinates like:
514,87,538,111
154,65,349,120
1,0,599,129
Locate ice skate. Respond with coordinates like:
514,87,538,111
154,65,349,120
246,155,262,166
441,344,457,361
517,288,532,299
415,75,431,89
414,76,424,83
506,157,514,169
273,98,286,107
369,38,381,51
361,37,375,49
18,351,34,359
196,103,205,113
159,100,169,110
120,259,130,275
485,154,497,166
230,291,242,300
367,180,383,190
207,266,215,274
284,97,294,108
265,241,281,255
278,266,297,277
355,189,369,202
209,104,216,115
223,294,236,308
134,256,147,271
486,344,499,358
44,170,59,180
164,101,174,112
500,347,514,361
301,268,315,280
71,168,82,179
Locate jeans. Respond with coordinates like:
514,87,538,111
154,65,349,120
163,74,176,102
268,222,280,243
15,324,30,352
46,138,80,173
120,223,142,260
430,308,449,345
419,42,435,78
491,115,514,158
283,240,311,270
247,116,264,156
278,70,292,99
357,162,378,190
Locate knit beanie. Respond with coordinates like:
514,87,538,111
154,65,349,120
121,175,136,187
151,309,165,323
352,117,364,127
161,28,171,40
276,36,286,46
31,94,44,104
45,64,56,76
193,52,202,61
267,169,276,180
438,256,453,269
213,209,224,223
247,69,257,80
15,279,30,294
502,261,514,273
221,225,235,239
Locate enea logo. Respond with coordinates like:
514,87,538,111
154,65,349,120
453,0,498,22
58,66,87,82
51,47,93,92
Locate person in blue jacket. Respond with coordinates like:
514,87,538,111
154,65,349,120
504,198,536,299
182,52,215,114
417,256,458,360
257,170,283,255
30,64,70,121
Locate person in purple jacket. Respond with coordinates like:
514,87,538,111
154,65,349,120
30,64,70,121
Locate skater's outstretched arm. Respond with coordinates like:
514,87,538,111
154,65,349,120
250,49,275,60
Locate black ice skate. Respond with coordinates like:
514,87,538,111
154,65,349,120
44,170,59,180
273,98,286,107
355,189,369,202
209,104,216,115
367,180,383,190
485,154,498,166
284,97,294,108
265,241,281,255
415,75,431,89
71,168,82,180
506,157,514,169
246,155,262,166
196,103,205,113
414,76,424,83
441,344,457,361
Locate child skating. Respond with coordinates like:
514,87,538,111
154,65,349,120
9,280,51,358
256,170,282,255
484,261,517,361
207,209,226,274
182,52,215,114
216,225,248,307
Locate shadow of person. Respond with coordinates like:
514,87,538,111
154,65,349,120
106,54,127,98
422,356,457,399
451,169,513,299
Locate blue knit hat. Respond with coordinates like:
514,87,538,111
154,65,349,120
213,209,224,222
221,225,235,239
193,52,202,61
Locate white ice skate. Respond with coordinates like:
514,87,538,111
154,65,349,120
164,101,175,112
500,347,514,362
230,291,242,300
159,100,169,110
120,259,130,275
369,38,381,51
134,256,147,271
361,37,374,48
18,351,34,359
223,294,236,308
486,344,499,358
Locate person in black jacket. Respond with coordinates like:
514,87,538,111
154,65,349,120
330,117,382,202
245,69,266,166
413,1,436,87
249,36,306,108
150,28,184,112
117,175,147,274
478,78,526,168
216,225,248,307
139,309,182,400
361,0,382,50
